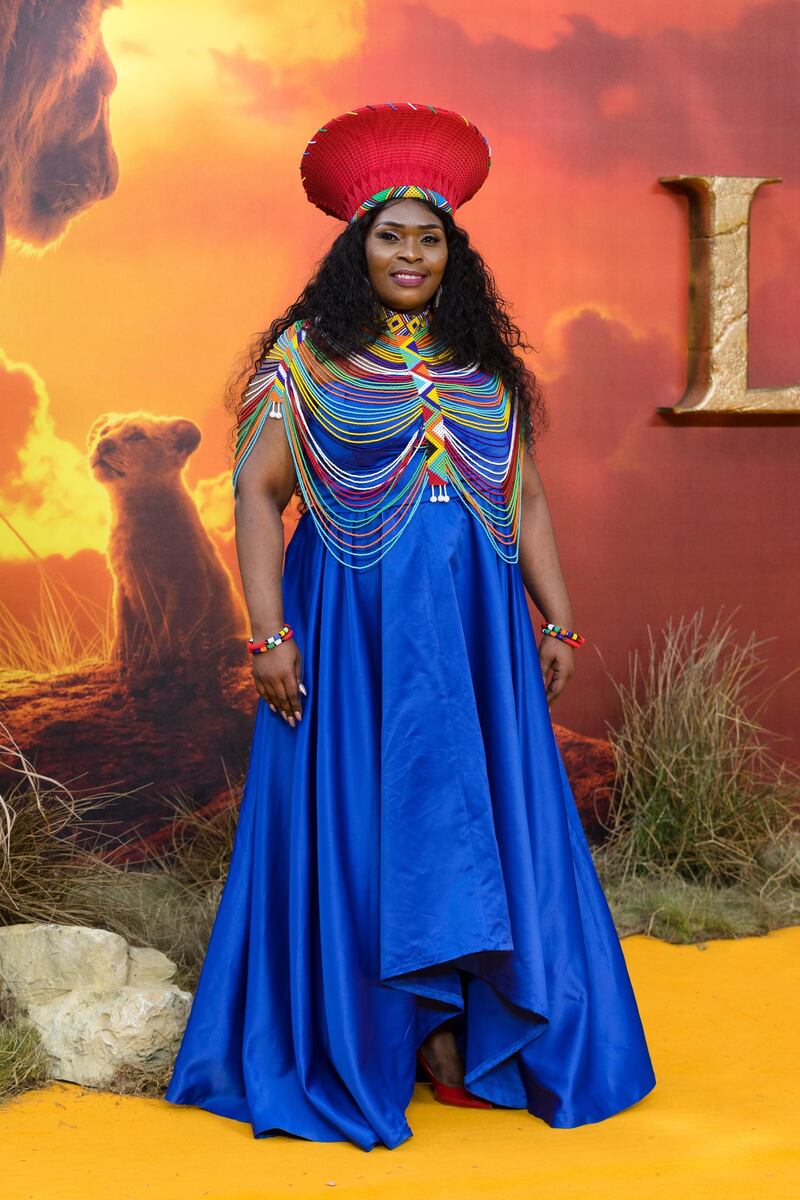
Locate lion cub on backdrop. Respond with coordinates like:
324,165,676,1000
88,412,244,667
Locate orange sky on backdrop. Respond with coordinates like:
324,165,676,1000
0,0,798,751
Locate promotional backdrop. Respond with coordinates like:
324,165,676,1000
1,0,798,846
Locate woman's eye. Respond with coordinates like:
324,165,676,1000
376,232,440,243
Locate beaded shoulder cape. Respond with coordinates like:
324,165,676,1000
232,302,523,570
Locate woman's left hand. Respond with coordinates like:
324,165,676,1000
538,636,576,706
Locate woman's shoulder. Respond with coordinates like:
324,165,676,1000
272,318,308,353
252,319,309,372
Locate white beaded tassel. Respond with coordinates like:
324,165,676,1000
429,480,450,502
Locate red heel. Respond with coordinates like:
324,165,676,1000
416,1049,494,1109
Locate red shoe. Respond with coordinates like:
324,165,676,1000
416,1049,494,1109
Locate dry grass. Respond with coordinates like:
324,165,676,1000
0,720,130,928
593,852,800,941
0,995,52,1103
599,606,800,890
105,1058,176,1098
72,785,241,990
150,787,239,894
0,512,113,672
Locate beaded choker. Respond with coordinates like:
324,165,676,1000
233,304,523,570
373,299,434,340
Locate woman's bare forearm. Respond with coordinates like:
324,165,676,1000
518,488,574,628
234,491,287,639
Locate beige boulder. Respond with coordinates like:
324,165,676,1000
0,924,129,1005
0,923,192,1088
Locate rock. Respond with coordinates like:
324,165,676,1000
127,945,177,987
0,923,191,1088
26,987,192,1088
0,924,128,1006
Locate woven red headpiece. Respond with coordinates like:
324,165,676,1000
300,102,492,224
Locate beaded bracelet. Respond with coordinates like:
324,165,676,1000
540,622,586,647
247,624,293,654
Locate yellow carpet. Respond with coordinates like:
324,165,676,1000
2,927,798,1200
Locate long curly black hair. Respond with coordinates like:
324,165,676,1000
225,198,549,512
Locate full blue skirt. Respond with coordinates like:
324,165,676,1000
165,494,656,1149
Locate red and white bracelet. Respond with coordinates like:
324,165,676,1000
540,622,586,647
247,624,294,654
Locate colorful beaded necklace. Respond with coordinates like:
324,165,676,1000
233,301,523,570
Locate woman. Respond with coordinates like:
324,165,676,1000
165,102,656,1150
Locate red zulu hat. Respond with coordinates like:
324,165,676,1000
301,101,492,224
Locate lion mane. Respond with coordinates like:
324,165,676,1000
0,0,120,265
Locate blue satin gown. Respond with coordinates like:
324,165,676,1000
164,312,656,1150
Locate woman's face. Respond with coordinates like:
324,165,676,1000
363,198,447,313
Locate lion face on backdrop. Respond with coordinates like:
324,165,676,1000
0,0,120,264
87,411,203,485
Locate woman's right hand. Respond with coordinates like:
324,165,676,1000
251,640,305,727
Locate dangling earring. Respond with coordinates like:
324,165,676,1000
434,284,443,310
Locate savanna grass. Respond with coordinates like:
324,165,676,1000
0,512,113,672
599,607,800,894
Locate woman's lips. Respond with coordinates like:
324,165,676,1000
391,272,428,287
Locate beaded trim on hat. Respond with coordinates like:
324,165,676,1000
351,185,451,224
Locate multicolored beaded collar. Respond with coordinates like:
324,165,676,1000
233,303,522,570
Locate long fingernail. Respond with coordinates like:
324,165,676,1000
294,711,302,721
299,683,307,696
